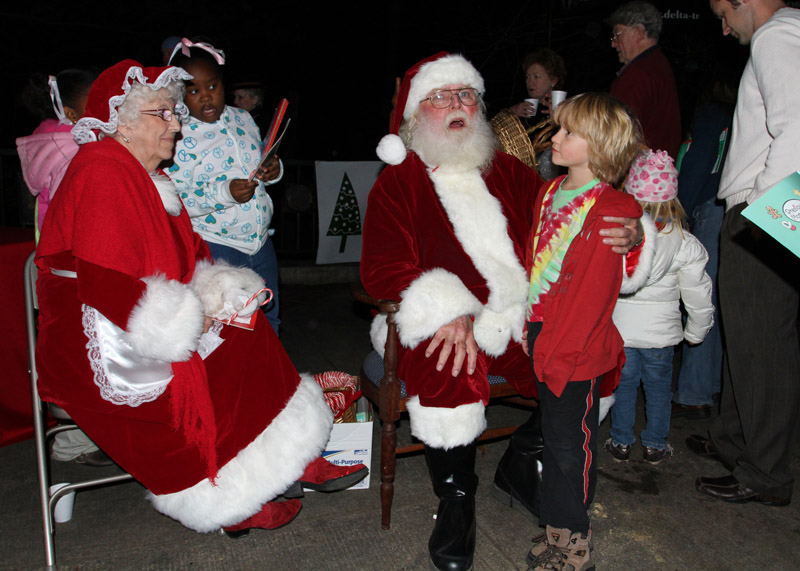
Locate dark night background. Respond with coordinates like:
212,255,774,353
3,0,751,160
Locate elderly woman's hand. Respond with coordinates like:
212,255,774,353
230,179,258,203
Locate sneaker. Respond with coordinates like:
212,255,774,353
527,526,594,571
604,438,630,462
526,529,548,565
643,444,674,464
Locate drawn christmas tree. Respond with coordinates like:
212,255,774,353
326,172,362,253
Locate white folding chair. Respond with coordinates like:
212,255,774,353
24,250,134,570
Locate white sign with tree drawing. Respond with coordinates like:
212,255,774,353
315,161,383,264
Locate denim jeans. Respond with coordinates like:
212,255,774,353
206,238,280,335
610,346,674,449
675,197,724,406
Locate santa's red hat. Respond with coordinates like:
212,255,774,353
73,59,192,145
376,52,485,165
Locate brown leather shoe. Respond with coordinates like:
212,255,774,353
685,434,721,461
696,474,790,507
672,403,711,419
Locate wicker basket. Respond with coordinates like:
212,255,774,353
490,109,537,169
315,372,361,423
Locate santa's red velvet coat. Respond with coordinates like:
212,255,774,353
35,137,332,532
361,150,542,447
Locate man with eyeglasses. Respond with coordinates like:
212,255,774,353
361,52,645,571
608,1,681,158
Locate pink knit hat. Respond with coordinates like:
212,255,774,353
625,149,678,202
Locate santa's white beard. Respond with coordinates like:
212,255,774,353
410,110,496,172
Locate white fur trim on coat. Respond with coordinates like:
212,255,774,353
370,312,389,357
190,259,267,319
598,395,615,424
151,173,183,216
620,213,657,294
407,396,486,449
125,274,204,363
147,375,332,532
394,268,482,350
428,167,528,354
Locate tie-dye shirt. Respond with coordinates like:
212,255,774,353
168,106,280,254
527,177,602,321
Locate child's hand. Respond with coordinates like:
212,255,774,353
521,326,529,356
230,179,258,203
252,156,281,183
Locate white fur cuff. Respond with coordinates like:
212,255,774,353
395,268,482,349
147,375,332,532
407,396,486,449
473,301,526,357
125,274,204,363
621,213,657,294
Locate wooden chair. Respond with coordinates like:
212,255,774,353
352,282,534,530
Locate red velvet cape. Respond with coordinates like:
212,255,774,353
35,138,301,494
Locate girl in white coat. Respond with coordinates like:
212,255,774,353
606,150,714,464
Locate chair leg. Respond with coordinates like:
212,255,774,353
33,398,57,569
379,418,397,530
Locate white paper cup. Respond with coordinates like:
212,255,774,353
50,483,76,523
524,98,539,116
550,90,567,111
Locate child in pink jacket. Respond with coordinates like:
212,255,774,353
16,69,96,241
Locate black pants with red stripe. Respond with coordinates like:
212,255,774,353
535,377,600,534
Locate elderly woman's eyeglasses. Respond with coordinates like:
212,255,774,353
421,88,480,109
140,108,178,122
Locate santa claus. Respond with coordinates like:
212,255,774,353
361,52,644,570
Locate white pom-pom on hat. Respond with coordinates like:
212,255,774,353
376,134,407,165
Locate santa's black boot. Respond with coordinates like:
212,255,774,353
491,405,543,520
424,443,478,571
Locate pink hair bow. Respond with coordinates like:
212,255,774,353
169,38,226,65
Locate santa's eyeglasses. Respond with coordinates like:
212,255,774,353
421,88,480,109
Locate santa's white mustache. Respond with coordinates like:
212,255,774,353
444,110,470,127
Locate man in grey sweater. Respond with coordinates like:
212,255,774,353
689,0,800,507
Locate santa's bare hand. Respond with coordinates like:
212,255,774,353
425,316,478,377
600,216,642,254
